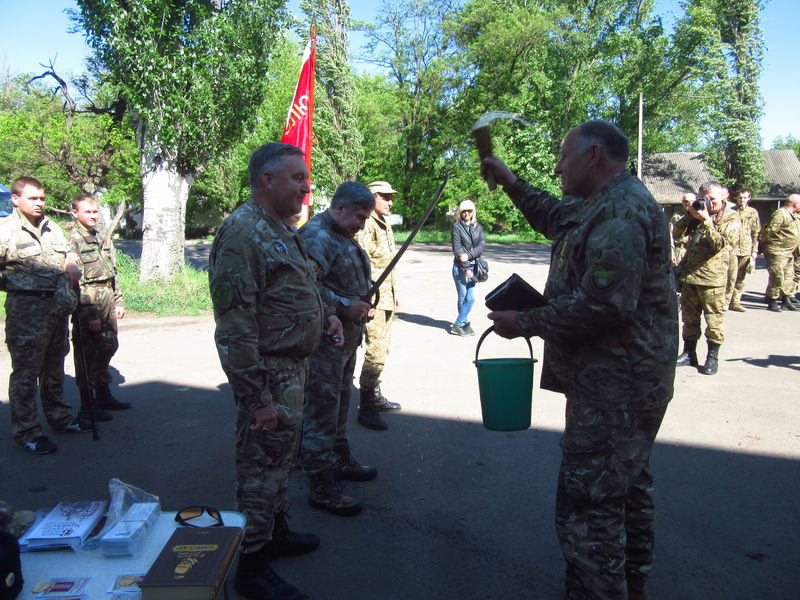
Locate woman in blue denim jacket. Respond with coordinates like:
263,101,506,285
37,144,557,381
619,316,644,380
450,199,486,336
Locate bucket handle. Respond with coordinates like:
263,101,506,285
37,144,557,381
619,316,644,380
475,326,533,362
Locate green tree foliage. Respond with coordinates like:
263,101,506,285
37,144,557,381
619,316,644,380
772,135,800,157
72,0,288,280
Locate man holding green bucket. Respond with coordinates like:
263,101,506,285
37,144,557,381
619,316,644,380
481,120,678,600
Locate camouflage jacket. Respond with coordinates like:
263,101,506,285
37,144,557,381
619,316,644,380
65,221,123,318
674,208,740,286
761,206,800,256
356,212,396,310
300,210,372,324
0,209,75,291
506,170,678,411
730,205,760,256
209,199,326,411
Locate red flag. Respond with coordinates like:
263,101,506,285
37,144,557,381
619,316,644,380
280,31,317,224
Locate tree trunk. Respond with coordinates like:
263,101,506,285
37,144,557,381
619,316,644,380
138,152,194,282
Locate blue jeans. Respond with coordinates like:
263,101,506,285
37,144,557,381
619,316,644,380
452,263,476,326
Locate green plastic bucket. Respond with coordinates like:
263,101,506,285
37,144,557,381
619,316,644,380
473,326,537,431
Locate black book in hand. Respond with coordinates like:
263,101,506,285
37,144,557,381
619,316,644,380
485,273,547,311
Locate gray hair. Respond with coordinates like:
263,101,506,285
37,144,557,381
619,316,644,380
574,120,630,162
248,143,305,190
330,181,375,212
697,181,723,197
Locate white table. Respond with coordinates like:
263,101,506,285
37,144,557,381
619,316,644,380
19,511,245,599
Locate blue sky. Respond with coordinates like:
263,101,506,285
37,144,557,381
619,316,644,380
1,0,796,148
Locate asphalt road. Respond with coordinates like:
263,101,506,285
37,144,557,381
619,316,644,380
1,242,798,599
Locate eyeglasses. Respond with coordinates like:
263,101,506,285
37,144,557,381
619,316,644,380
461,209,474,213
175,506,224,527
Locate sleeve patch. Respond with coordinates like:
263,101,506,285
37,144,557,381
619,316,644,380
210,280,233,312
592,263,619,290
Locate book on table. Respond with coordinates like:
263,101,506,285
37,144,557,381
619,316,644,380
19,500,108,551
139,526,243,600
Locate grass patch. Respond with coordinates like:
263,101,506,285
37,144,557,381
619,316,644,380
395,227,549,244
115,252,212,316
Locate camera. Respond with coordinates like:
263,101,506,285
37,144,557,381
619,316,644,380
692,198,711,211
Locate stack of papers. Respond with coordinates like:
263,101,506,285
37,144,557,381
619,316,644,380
99,502,160,557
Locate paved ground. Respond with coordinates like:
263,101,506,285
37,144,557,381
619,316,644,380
1,242,798,599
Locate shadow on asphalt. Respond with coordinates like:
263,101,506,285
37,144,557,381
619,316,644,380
396,312,452,331
1,380,797,599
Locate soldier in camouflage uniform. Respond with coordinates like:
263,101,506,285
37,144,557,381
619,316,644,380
354,181,402,431
673,182,740,375
0,177,91,455
670,193,694,267
67,194,130,423
725,189,760,311
482,121,677,600
209,143,344,600
760,194,800,312
299,182,376,517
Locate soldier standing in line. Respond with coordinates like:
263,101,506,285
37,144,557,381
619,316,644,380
482,121,677,600
725,189,761,311
0,177,92,455
66,194,130,422
210,143,344,600
673,182,740,375
355,181,402,431
299,182,376,517
760,194,800,312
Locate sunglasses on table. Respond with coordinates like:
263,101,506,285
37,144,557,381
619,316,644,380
174,505,224,527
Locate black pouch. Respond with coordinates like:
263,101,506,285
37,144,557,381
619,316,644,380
0,530,22,600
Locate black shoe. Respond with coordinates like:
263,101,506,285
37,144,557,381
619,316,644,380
308,471,363,516
333,447,378,482
261,511,319,561
450,324,468,336
768,299,782,312
78,407,113,422
782,296,799,311
462,322,476,336
357,409,388,431
234,556,308,600
22,435,57,455
59,418,95,433
360,386,400,412
698,342,720,376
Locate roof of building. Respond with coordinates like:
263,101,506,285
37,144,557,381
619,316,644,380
641,150,800,204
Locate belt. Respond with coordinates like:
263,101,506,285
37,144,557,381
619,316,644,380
86,280,112,288
8,289,55,298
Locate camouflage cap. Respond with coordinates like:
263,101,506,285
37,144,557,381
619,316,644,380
367,181,398,195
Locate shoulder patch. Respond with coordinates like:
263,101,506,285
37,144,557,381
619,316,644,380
210,280,233,311
592,262,618,290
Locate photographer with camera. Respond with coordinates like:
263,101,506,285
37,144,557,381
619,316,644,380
673,182,740,375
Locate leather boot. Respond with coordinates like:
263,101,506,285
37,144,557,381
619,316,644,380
77,385,112,422
371,384,401,412
698,342,720,375
234,546,308,600
357,388,388,431
308,470,362,516
95,383,131,410
333,445,377,482
767,298,782,312
781,295,799,311
675,339,698,367
261,511,319,560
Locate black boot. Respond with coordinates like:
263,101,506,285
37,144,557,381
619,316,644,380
371,384,401,412
234,547,308,600
95,382,131,410
357,388,388,431
767,298,782,312
781,295,799,311
698,342,720,375
260,511,320,561
77,385,112,422
675,339,699,367
333,445,377,482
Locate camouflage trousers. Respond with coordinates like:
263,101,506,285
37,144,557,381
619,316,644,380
5,294,73,445
358,309,394,390
680,283,726,344
71,286,120,391
235,356,306,553
300,324,363,476
764,253,795,299
557,401,667,600
726,255,753,307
